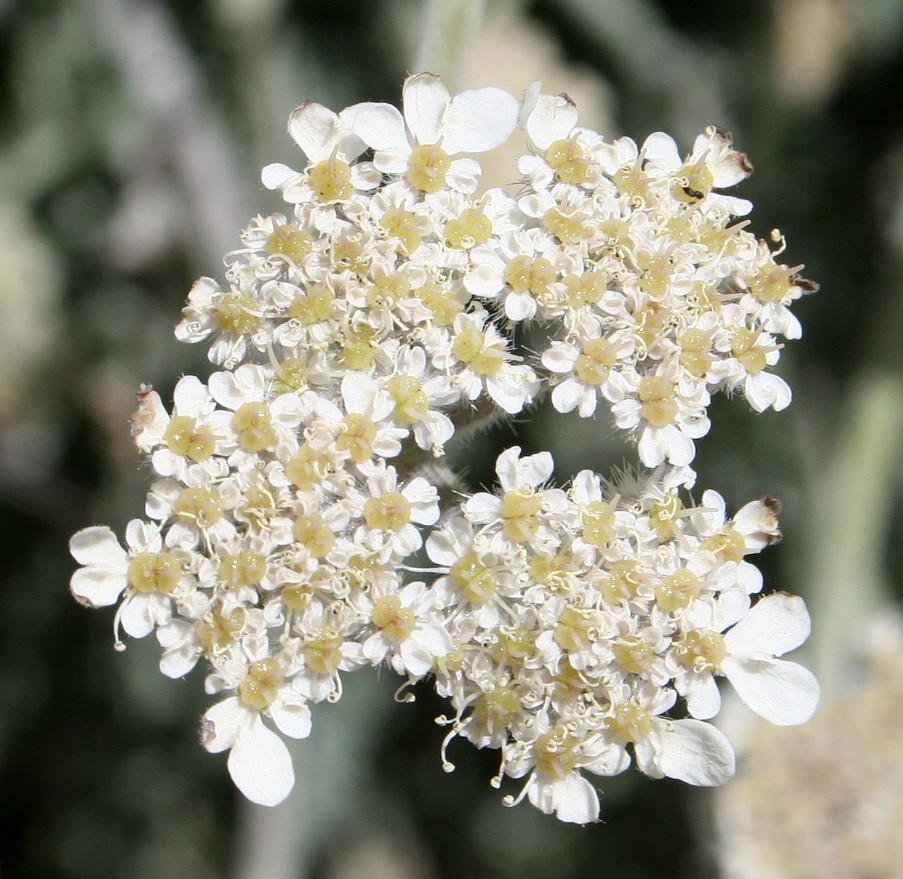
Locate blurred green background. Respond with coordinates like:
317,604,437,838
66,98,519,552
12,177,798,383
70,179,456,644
3,0,903,877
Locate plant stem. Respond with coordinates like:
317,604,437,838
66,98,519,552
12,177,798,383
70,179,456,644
414,0,487,92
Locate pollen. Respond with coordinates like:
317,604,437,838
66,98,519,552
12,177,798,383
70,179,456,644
445,207,492,250
367,269,411,310
419,282,464,327
266,224,313,262
701,526,747,563
534,727,580,778
335,413,377,463
380,207,422,253
233,402,276,453
212,294,259,335
304,627,345,676
238,658,285,710
363,491,412,532
672,159,714,203
308,155,353,202
655,568,703,612
504,255,556,295
574,338,619,386
197,603,246,652
342,325,377,371
452,326,505,376
474,686,522,732
554,605,601,653
613,636,655,674
638,376,679,427
219,550,266,588
499,489,543,543
371,595,416,642
679,329,714,378
163,415,216,462
174,487,224,528
286,444,332,492
563,271,607,309
607,702,654,743
542,207,588,244
731,328,768,374
677,629,727,672
450,553,498,603
289,284,335,325
128,551,181,594
749,261,800,304
407,142,452,193
580,499,617,547
293,512,336,558
597,560,641,604
545,137,591,185
388,375,430,423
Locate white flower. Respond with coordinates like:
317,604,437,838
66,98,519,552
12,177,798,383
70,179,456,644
527,770,601,824
678,592,820,725
542,328,635,417
350,73,520,193
362,580,452,677
131,378,231,479
352,462,440,559
70,521,191,640
201,671,312,806
636,717,736,786
720,593,820,725
261,100,380,199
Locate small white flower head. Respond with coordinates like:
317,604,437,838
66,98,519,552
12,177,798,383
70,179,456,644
69,75,819,823
201,656,312,806
70,521,192,643
351,72,520,193
261,100,380,201
676,591,819,725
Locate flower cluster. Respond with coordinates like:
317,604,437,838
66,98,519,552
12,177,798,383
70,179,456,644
70,73,819,821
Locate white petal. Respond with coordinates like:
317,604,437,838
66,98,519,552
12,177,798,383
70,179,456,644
288,101,339,162
722,656,820,725
201,697,243,753
69,526,128,568
159,647,199,679
341,372,376,414
529,772,599,824
685,674,722,720
551,380,580,414
442,87,520,154
270,698,312,740
504,291,536,322
637,427,667,468
541,343,577,374
656,719,735,785
524,92,579,150
464,493,499,523
402,72,450,144
261,163,299,190
228,716,295,806
664,426,697,466
725,593,811,658
745,372,792,412
642,131,681,168
349,102,410,153
463,263,505,297
173,375,213,417
69,567,126,608
119,595,157,638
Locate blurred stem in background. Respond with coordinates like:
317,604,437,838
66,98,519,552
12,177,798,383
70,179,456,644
415,0,487,93
805,371,903,693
